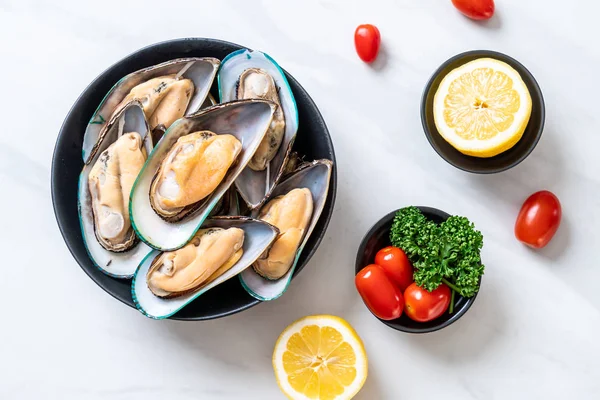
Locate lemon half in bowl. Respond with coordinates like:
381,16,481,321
433,58,532,158
421,50,545,174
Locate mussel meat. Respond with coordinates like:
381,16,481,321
146,227,245,298
237,68,286,171
149,131,242,221
116,75,194,141
253,188,313,280
88,132,147,252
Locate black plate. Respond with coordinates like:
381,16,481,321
51,38,337,320
355,207,479,334
421,50,545,174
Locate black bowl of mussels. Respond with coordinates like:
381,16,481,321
51,38,337,320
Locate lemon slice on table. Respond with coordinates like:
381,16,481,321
433,58,532,158
273,315,368,400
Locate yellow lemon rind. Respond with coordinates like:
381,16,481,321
432,58,532,158
273,315,368,400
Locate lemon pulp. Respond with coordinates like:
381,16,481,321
273,315,368,400
433,58,532,158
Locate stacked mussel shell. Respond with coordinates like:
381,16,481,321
77,51,333,319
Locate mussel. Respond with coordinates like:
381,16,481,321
78,102,153,278
252,188,313,280
219,50,299,210
116,75,194,142
88,131,147,252
239,160,333,301
83,58,220,164
237,68,286,171
129,99,276,251
147,227,245,298
132,217,279,319
149,131,242,221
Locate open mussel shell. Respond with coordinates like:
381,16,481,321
83,57,220,164
239,159,333,301
77,102,153,278
209,187,240,217
202,93,218,108
129,99,276,251
218,49,299,210
131,217,279,319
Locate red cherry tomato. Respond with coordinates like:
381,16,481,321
354,24,381,63
404,283,451,323
451,0,495,20
355,264,403,320
515,190,562,249
374,246,414,292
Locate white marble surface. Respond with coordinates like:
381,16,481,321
1,0,600,398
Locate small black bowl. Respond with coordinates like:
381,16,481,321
51,38,337,320
421,50,545,174
355,207,479,334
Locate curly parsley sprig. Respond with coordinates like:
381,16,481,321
390,207,484,303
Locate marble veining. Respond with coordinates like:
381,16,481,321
1,0,599,399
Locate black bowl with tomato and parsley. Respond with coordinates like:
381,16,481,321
355,206,484,334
